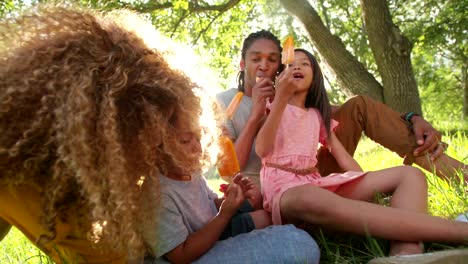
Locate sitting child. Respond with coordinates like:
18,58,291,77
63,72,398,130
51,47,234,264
148,115,271,263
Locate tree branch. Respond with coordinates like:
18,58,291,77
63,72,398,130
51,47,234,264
126,0,241,14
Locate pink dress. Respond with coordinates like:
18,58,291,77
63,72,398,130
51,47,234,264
260,104,367,225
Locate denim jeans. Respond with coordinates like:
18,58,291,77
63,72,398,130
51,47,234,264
148,224,320,264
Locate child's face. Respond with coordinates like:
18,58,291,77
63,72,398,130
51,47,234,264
290,51,313,93
178,130,202,156
165,116,203,177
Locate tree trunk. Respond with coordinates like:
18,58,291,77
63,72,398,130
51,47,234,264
360,0,422,114
463,63,468,119
279,0,383,102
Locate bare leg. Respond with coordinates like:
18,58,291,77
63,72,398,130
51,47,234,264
334,166,427,255
280,184,468,245
249,210,272,229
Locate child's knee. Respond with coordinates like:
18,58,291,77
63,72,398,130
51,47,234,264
403,166,427,188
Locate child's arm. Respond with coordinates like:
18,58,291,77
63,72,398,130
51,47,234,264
213,197,224,209
256,69,294,158
328,132,363,172
164,184,245,263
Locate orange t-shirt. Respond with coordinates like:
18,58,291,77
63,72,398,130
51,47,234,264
0,184,126,264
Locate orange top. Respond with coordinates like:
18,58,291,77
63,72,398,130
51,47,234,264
0,184,126,264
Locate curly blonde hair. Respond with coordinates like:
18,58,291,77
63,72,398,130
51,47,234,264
0,5,202,259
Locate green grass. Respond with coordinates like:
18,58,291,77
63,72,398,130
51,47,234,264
313,131,468,263
1,128,467,263
0,228,53,263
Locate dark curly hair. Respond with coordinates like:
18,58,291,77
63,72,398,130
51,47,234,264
0,5,203,260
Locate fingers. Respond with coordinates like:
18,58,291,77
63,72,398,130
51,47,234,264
255,85,275,100
226,183,245,204
240,175,251,185
232,172,243,184
414,131,439,155
428,142,448,161
252,79,275,105
411,116,443,156
234,174,251,193
429,143,444,160
413,126,425,147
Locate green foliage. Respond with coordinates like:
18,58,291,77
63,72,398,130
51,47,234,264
3,0,466,118
145,0,268,89
0,228,53,264
413,50,464,121
316,0,378,75
389,0,467,119
0,0,29,18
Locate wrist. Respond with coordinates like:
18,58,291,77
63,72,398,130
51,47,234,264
401,112,420,123
217,209,235,220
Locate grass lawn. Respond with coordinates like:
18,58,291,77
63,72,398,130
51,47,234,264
1,131,467,263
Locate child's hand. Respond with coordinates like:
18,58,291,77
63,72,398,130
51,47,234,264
274,67,296,100
232,173,263,210
219,183,245,217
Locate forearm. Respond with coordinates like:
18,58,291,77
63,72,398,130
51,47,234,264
165,213,232,263
0,218,12,241
256,99,287,158
329,133,362,172
214,198,224,210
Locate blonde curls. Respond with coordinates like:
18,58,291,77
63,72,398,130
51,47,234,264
0,4,203,260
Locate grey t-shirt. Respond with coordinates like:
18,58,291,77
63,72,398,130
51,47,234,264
148,174,218,258
216,88,262,184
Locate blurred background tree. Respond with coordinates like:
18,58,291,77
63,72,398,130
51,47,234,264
2,0,466,120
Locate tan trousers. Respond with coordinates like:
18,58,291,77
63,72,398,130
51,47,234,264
316,95,415,176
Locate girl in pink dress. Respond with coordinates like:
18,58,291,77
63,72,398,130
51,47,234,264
256,48,468,256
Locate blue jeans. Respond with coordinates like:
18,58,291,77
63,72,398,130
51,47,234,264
149,224,320,263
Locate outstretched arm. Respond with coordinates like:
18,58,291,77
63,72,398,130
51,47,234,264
0,218,12,241
328,132,362,172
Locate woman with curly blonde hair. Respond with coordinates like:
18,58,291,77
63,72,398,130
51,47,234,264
0,4,321,264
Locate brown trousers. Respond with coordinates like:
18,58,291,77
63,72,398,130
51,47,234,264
316,95,415,176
